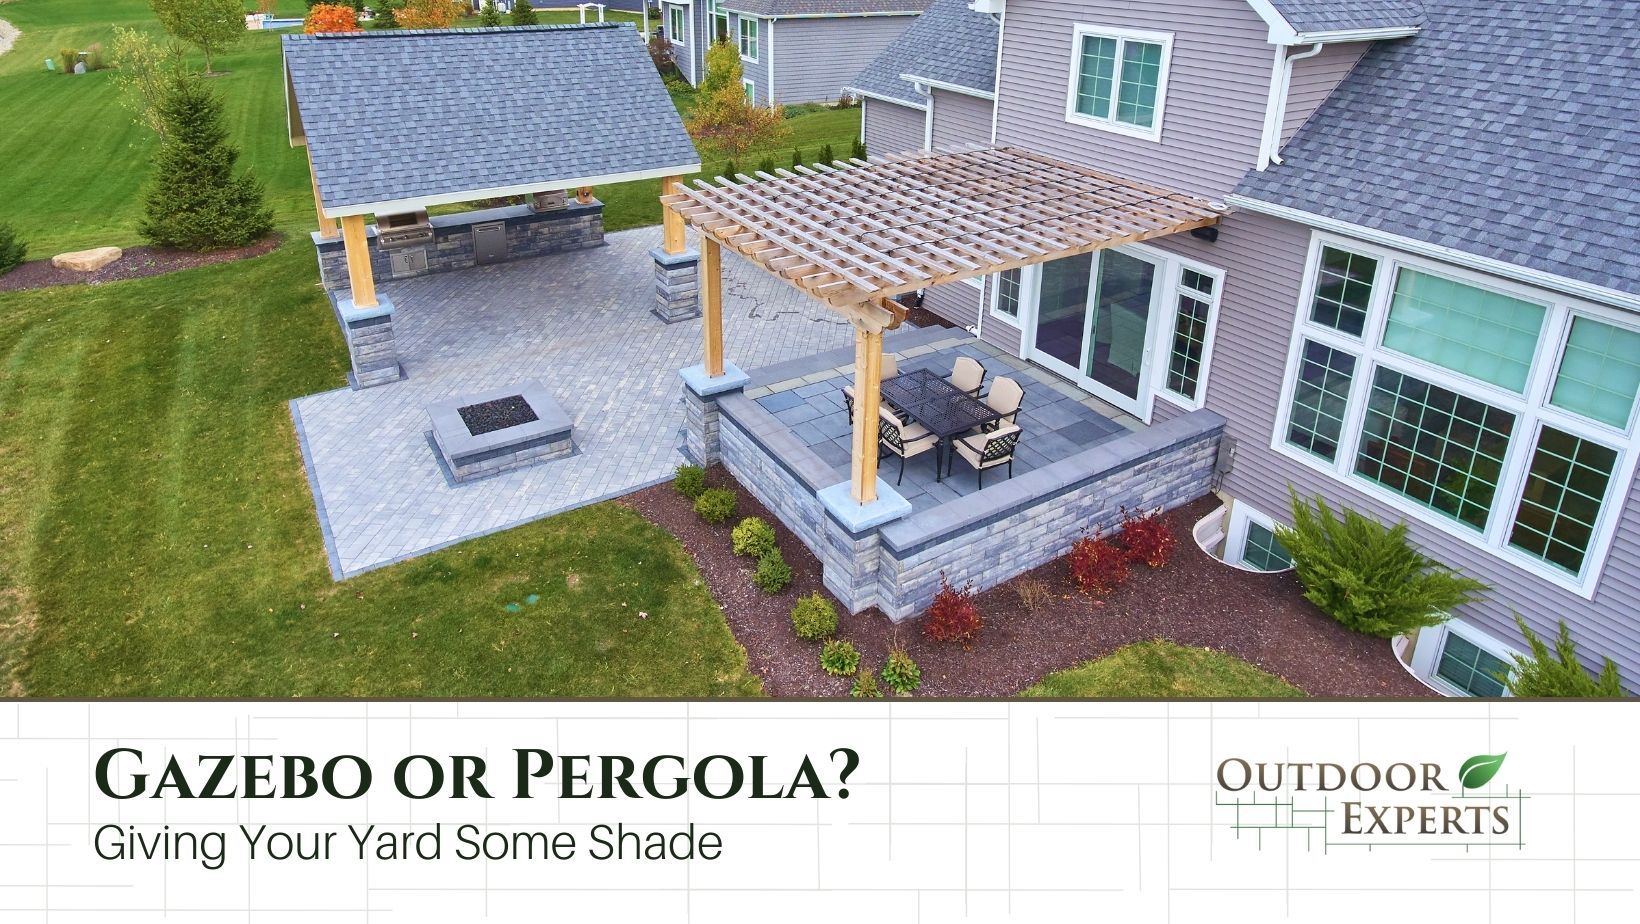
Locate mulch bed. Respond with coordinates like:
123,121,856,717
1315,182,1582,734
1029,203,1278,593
0,235,283,293
622,466,1434,698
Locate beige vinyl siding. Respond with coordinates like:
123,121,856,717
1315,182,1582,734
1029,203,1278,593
1281,41,1370,144
929,88,993,148
862,96,925,156
995,0,1276,199
774,15,919,104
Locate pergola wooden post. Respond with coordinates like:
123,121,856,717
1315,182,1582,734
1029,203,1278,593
340,214,377,308
661,176,687,255
850,325,883,503
309,149,337,240
701,237,724,377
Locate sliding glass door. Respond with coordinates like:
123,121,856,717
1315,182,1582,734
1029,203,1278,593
1024,247,1164,416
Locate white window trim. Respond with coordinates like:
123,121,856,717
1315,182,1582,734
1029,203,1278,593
707,0,728,42
1408,621,1520,698
1222,501,1294,573
988,267,1024,321
1270,229,1640,599
1062,23,1173,143
667,4,687,45
741,77,755,104
1155,260,1225,412
738,16,758,63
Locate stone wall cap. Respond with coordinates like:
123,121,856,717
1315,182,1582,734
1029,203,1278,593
337,294,396,323
819,479,912,533
680,362,751,397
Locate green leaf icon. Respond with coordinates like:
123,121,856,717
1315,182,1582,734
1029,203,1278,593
1458,753,1507,790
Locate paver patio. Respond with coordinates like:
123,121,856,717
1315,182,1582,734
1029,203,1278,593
291,226,856,577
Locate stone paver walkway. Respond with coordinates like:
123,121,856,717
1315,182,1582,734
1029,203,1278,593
291,227,852,577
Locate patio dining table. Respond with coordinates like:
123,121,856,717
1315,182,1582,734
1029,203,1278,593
881,368,1003,483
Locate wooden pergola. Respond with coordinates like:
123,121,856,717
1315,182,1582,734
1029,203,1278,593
661,146,1227,507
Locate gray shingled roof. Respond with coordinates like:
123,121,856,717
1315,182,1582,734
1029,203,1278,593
724,0,927,16
1236,0,1640,297
847,0,997,106
1265,1,1425,35
283,25,699,214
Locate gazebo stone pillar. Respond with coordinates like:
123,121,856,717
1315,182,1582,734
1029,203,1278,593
679,362,749,465
336,294,402,389
651,246,701,323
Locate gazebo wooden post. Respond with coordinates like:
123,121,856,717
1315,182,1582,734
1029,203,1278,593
849,324,883,503
701,237,724,377
309,149,337,240
661,176,686,255
340,214,377,309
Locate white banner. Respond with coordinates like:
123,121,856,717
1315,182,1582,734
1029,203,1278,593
0,701,1635,922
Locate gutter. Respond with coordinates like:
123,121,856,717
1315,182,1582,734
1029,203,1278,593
847,86,927,111
899,73,995,100
1228,194,1640,315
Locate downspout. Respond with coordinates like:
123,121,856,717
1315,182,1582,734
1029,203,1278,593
767,18,777,108
1257,42,1323,169
987,6,1005,144
918,80,933,150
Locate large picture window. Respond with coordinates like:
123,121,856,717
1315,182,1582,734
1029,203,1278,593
1065,25,1172,140
1275,235,1640,593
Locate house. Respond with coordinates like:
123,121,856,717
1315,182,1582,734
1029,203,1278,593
659,0,930,107
842,0,1640,695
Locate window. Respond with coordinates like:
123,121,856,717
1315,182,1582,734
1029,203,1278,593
992,268,1022,319
741,78,755,104
1241,521,1293,572
737,16,757,61
1065,25,1172,139
1275,235,1640,593
707,0,728,42
1163,267,1219,403
667,5,685,44
1434,631,1509,698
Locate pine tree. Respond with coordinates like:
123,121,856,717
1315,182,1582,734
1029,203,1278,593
1505,616,1625,697
478,0,502,26
139,75,274,251
510,0,538,25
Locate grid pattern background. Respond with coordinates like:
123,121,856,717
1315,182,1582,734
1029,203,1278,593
1509,426,1619,574
1354,366,1515,530
1286,340,1356,460
1308,246,1376,336
1550,317,1640,429
1381,269,1546,393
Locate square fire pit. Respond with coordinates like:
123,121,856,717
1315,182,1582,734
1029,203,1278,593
427,380,574,483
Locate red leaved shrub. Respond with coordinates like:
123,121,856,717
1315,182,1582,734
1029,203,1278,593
923,576,983,644
1068,533,1129,597
1118,507,1177,568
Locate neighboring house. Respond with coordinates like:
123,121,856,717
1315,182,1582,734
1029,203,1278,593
659,0,929,107
853,0,1640,695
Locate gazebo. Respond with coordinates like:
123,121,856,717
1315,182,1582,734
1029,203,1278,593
283,24,701,387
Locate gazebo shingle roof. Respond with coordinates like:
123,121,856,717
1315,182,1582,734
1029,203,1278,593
283,25,700,215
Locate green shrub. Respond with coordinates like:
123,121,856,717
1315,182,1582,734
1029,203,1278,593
791,593,837,640
373,0,401,28
1505,616,1625,697
673,463,706,499
850,671,882,698
58,47,78,73
694,487,737,525
789,147,803,168
138,74,274,251
757,156,776,175
818,143,835,165
820,639,860,676
753,549,792,594
721,159,739,181
478,0,502,26
851,138,866,160
1275,490,1487,638
731,516,778,558
881,646,921,694
0,223,26,276
510,0,538,26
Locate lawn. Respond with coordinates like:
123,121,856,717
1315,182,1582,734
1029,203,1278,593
0,244,760,697
0,0,859,253
1020,642,1304,698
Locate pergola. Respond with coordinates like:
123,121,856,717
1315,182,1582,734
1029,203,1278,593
661,146,1227,509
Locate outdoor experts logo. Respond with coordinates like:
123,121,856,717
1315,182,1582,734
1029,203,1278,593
1213,752,1527,851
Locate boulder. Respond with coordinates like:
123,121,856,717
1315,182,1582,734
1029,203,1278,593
52,247,123,272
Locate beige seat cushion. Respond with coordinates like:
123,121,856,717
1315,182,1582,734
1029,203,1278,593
954,422,1021,469
879,406,936,457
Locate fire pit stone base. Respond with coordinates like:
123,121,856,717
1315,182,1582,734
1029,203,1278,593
428,380,573,483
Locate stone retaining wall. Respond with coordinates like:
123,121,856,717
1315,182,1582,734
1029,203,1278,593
314,201,604,290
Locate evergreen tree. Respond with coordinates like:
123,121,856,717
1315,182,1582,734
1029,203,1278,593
1505,616,1625,697
139,75,274,251
510,0,538,25
479,0,502,26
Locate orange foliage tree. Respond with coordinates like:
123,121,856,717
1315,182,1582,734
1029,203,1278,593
685,41,788,162
303,3,361,32
397,0,465,29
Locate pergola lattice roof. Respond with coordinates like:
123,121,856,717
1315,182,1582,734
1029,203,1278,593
662,146,1228,328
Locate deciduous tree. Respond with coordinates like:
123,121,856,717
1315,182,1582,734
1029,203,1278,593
686,40,787,162
110,26,186,138
304,3,362,32
397,0,463,28
150,0,245,75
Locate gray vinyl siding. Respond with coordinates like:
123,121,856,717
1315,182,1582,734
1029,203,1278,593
774,15,920,104
1281,41,1369,144
862,95,925,155
929,87,993,148
1187,208,1640,691
923,280,983,328
994,0,1276,199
